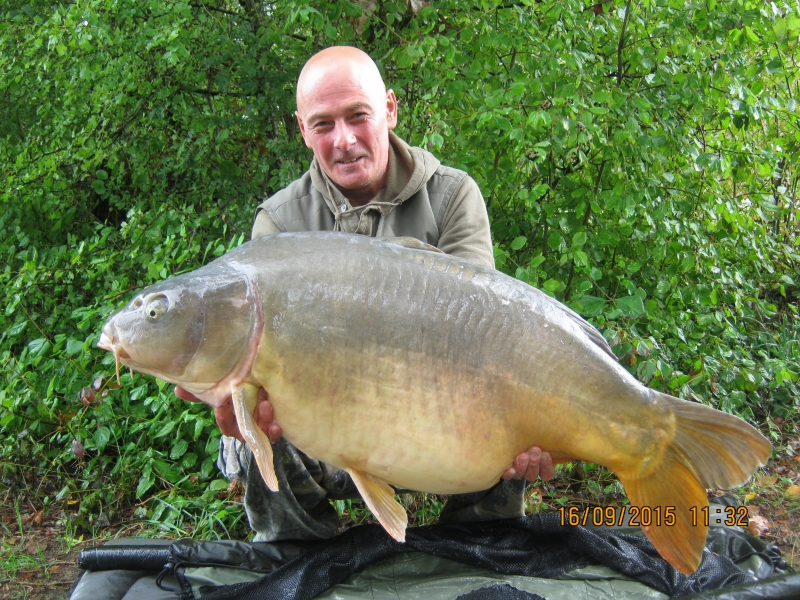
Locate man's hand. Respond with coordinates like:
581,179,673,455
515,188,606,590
175,386,282,444
501,446,555,482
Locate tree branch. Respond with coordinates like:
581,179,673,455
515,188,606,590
616,0,633,87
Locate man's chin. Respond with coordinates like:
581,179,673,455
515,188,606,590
330,167,374,192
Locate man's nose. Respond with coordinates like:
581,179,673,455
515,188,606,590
333,121,357,149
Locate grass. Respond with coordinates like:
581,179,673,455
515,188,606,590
0,505,83,599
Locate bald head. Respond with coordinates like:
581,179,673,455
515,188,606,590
294,46,398,206
296,46,387,116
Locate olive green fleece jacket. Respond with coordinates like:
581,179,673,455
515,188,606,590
252,132,495,268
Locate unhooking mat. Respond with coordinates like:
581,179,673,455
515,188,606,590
69,510,800,600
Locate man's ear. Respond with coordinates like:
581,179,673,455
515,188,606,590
296,112,312,149
386,90,398,130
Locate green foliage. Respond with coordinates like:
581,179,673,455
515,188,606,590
1,0,798,534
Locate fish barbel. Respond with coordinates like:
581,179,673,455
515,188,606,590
98,232,771,574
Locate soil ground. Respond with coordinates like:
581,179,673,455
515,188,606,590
2,425,797,600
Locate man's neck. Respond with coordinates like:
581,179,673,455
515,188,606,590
340,182,383,207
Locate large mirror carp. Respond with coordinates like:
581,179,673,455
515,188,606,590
99,232,771,574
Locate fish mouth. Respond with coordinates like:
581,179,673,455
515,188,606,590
97,331,114,353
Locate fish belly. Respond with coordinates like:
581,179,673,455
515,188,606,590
256,344,538,493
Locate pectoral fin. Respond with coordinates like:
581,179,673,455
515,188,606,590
346,468,408,542
232,383,279,492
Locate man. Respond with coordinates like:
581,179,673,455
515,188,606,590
177,46,554,542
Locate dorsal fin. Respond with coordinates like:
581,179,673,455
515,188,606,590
554,301,617,361
382,237,444,254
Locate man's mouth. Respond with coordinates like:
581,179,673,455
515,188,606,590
337,156,363,165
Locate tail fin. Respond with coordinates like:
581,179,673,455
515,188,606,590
617,392,771,574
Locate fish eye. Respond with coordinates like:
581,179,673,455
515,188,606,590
145,295,169,320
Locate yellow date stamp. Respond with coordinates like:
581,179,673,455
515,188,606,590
558,505,750,527
689,506,749,527
558,505,676,527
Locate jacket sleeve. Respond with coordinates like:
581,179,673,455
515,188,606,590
251,209,283,239
436,175,495,268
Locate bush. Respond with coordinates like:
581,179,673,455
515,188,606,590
1,0,797,533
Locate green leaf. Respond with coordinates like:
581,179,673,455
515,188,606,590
28,338,51,357
65,338,84,355
510,236,527,251
528,255,545,269
616,296,645,318
495,116,512,132
154,459,182,483
209,479,229,492
201,458,215,479
8,320,27,336
154,421,176,438
170,439,189,460
543,279,563,293
136,474,155,498
342,2,362,17
193,418,206,439
679,254,696,273
576,295,606,316
93,426,111,452
573,250,588,267
509,81,525,96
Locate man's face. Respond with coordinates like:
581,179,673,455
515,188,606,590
296,63,397,205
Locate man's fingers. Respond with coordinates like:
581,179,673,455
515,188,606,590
254,398,279,443
253,389,282,444
255,392,274,424
214,398,244,442
178,385,279,445
500,467,516,480
501,450,531,481
257,386,269,405
501,447,555,482
266,422,283,445
514,451,530,475
174,386,200,402
538,451,555,482
523,447,541,482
